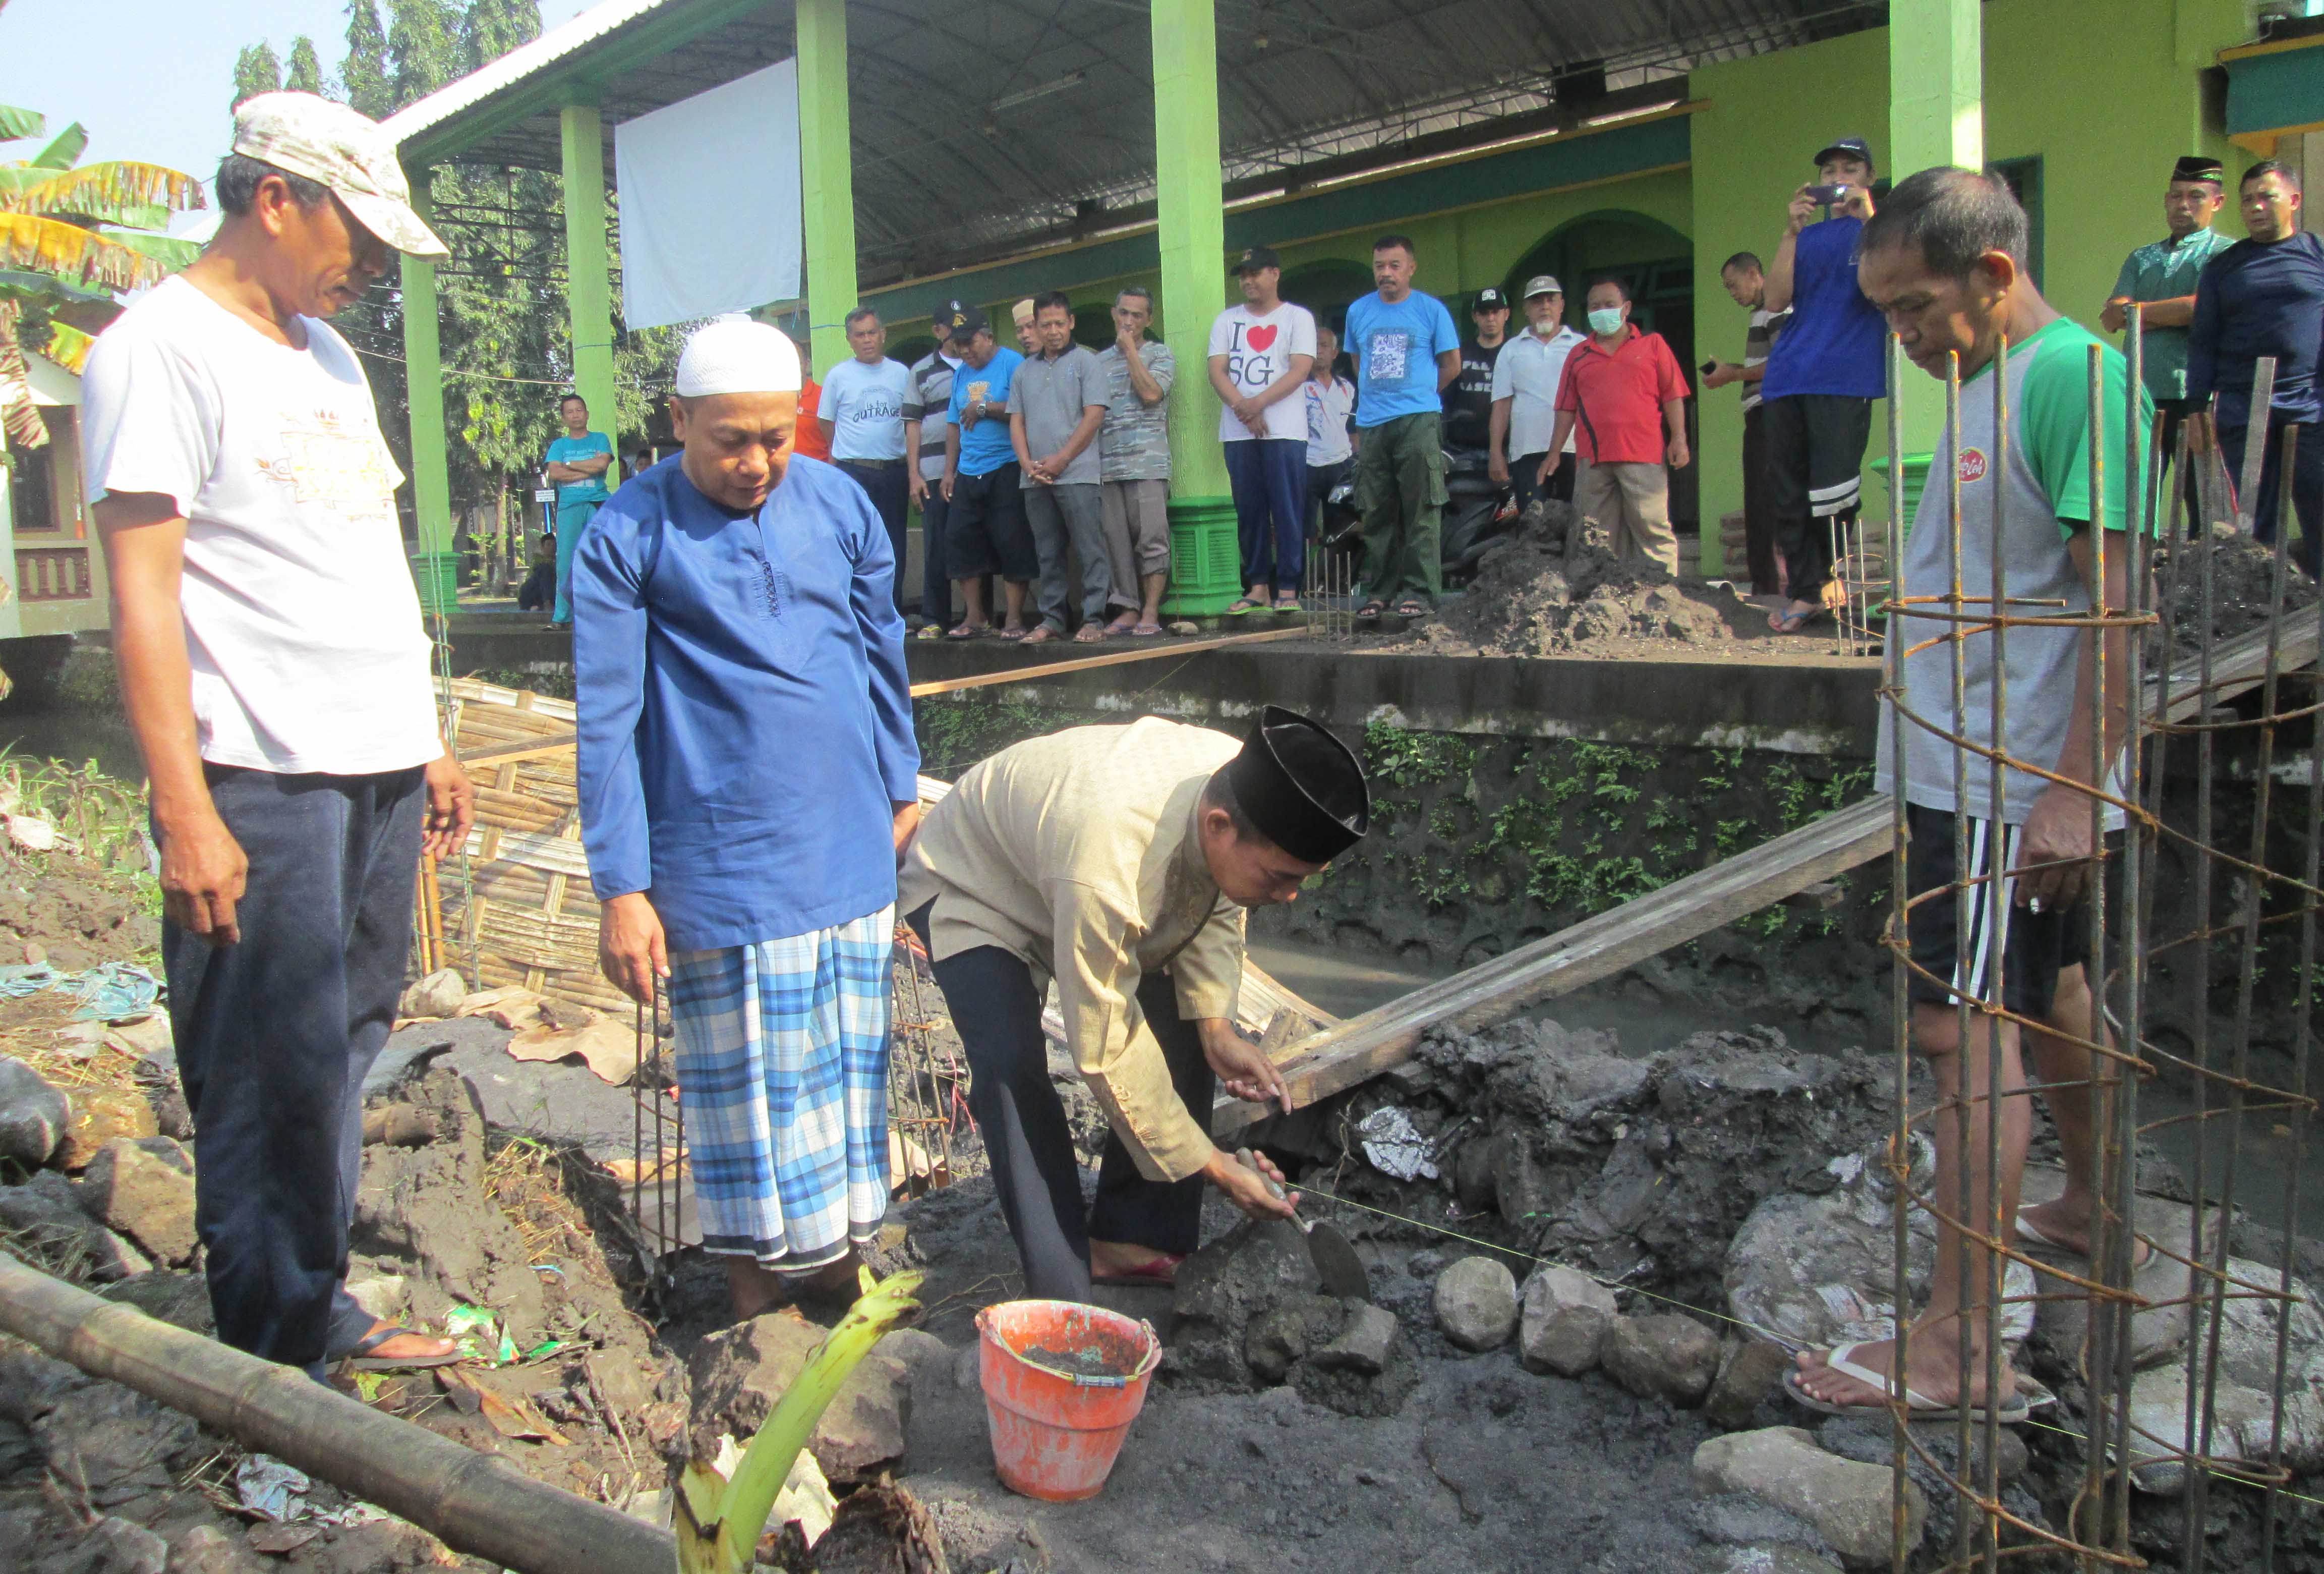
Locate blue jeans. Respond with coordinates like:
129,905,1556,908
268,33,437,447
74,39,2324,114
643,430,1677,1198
1225,437,1307,595
167,765,425,1377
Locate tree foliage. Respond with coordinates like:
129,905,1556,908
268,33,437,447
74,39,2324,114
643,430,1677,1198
342,0,392,119
285,36,327,95
231,42,282,112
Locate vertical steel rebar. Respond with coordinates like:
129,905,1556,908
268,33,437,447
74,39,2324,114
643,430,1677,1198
2179,410,2222,1562
1885,333,1915,1574
1943,347,1977,1572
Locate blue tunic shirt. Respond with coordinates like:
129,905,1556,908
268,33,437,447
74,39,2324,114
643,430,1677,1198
1761,215,1886,402
572,454,920,954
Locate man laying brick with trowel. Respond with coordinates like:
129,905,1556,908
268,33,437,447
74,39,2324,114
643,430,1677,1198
898,708,1369,1301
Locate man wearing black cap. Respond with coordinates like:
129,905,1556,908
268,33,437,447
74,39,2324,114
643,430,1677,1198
2104,157,2233,510
1443,286,1510,451
938,304,1039,639
898,708,1369,1299
1761,137,1886,635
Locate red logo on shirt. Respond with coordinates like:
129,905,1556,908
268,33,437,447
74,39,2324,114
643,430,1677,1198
1246,324,1279,353
1958,447,1989,484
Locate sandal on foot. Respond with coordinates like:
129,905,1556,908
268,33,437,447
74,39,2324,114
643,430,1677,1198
1768,606,1821,635
995,625,1027,642
1072,624,1107,643
1104,616,1139,636
1091,1251,1188,1287
1782,1341,2037,1426
344,1324,462,1372
943,622,990,641
1225,596,1268,616
1355,599,1386,624
1020,625,1060,644
1391,598,1429,619
1131,623,1165,638
1274,595,1304,613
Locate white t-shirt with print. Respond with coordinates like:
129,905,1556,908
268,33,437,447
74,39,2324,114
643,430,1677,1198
80,276,440,776
1206,302,1318,443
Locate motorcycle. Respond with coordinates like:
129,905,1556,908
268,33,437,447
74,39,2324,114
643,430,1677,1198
1438,442,1517,585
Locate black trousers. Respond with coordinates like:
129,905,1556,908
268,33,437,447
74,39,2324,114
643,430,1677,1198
837,459,911,617
908,905,1211,1303
2220,413,2324,577
917,479,952,628
1514,451,1577,511
1763,392,1873,606
167,765,425,1377
1739,404,1784,596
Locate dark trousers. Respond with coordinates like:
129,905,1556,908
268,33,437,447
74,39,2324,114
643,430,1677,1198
1224,437,1308,594
167,764,425,1377
946,464,1040,586
1306,457,1352,538
1513,451,1576,512
917,480,952,628
1763,392,1872,607
909,907,1211,1304
2153,399,2204,534
2220,413,2324,576
1356,411,1447,606
1740,404,1783,595
837,459,910,617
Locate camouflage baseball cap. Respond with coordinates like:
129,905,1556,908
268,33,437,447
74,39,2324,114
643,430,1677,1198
232,91,448,260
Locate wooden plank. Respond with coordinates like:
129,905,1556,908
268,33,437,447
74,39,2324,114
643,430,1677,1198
907,626,1306,698
459,731,579,768
1214,612,2320,1130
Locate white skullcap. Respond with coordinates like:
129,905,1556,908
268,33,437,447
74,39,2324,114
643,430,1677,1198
674,316,801,397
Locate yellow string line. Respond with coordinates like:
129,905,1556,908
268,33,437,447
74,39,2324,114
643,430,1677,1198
1293,1178,2324,1514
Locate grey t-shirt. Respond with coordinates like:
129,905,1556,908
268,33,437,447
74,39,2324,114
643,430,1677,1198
1014,344,1108,488
1874,317,2145,825
1095,339,1176,482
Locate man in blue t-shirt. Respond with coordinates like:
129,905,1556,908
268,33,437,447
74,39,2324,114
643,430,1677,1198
1761,137,1888,635
544,392,614,627
938,304,1037,639
1344,233,1461,620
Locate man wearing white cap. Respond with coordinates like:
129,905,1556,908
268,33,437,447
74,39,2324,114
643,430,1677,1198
84,91,474,1378
573,317,920,1320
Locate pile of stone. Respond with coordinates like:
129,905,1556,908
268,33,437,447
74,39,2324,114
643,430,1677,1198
0,1046,195,1284
1167,1218,1416,1418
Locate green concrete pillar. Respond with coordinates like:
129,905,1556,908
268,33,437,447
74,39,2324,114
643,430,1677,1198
1151,0,1237,613
560,102,619,441
399,167,456,613
1888,0,1982,177
796,0,858,379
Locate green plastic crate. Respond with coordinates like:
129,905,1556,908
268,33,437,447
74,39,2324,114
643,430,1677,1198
410,550,460,616
1161,496,1242,616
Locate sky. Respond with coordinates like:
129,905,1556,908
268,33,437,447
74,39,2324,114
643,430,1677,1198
0,0,596,182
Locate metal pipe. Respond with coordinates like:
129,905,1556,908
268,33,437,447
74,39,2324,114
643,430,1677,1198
0,1252,674,1574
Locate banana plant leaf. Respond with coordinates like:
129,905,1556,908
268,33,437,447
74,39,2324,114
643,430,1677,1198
0,213,166,293
0,160,203,220
30,122,85,171
0,106,42,143
103,229,200,270
41,320,92,374
0,268,111,305
0,316,48,451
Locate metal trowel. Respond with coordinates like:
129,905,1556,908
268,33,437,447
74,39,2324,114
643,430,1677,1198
1236,1147,1369,1301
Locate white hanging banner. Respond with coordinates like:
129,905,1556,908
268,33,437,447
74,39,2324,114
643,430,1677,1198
614,58,802,330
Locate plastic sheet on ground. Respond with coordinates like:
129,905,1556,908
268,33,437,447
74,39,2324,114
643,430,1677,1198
234,1455,389,1527
0,960,163,1020
1356,1105,1440,1182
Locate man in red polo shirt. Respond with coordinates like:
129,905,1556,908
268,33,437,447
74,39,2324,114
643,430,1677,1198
1541,276,1690,573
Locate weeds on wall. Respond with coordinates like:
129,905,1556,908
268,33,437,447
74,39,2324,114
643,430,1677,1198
1357,723,1873,938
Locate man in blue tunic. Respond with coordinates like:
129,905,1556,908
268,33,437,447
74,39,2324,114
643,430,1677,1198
573,318,920,1319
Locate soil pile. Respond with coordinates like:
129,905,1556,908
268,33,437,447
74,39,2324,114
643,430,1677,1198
1409,500,1765,656
2151,522,2322,663
0,849,156,972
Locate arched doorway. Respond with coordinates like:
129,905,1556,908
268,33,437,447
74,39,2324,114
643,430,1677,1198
1504,209,1700,527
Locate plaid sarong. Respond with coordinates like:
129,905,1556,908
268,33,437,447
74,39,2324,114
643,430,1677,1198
668,906,894,1267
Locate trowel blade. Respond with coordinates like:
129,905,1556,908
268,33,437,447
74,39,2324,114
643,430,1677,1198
1306,1222,1370,1301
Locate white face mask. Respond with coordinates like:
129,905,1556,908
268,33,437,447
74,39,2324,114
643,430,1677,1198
1588,307,1625,336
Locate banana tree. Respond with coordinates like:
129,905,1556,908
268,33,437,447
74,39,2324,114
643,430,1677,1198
0,103,203,448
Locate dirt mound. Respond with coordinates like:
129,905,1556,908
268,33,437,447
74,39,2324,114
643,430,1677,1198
2152,522,2322,663
0,848,156,972
1409,500,1764,656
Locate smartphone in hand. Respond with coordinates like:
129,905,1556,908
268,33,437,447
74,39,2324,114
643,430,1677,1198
1804,183,1849,206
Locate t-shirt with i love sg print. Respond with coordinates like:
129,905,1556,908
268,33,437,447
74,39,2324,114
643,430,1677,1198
1207,302,1317,442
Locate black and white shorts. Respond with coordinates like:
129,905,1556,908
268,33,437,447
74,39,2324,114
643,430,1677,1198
1903,804,2094,1020
1763,392,1873,523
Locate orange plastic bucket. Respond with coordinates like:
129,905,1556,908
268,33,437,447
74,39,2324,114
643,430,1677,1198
975,1299,1161,1501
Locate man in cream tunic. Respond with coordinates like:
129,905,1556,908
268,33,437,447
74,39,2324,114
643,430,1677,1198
899,708,1369,1299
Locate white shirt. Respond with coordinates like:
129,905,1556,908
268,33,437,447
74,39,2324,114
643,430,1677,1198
1206,302,1318,443
1490,324,1586,460
80,277,440,775
1303,375,1356,467
819,355,912,462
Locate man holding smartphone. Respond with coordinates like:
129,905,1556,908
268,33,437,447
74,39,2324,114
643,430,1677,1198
1760,136,1886,635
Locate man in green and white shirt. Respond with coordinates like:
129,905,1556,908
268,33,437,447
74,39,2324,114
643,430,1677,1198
1790,167,2152,1429
2102,155,2231,509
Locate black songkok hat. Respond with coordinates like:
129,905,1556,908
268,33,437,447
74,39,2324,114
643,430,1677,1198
1225,706,1369,864
2173,155,2226,186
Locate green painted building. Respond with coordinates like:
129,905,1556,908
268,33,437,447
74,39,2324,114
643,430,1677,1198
387,0,2280,594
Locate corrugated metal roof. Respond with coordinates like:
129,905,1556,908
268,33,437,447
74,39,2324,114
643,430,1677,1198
392,0,1885,286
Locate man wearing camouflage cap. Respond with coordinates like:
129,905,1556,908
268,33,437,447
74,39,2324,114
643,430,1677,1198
84,92,474,1379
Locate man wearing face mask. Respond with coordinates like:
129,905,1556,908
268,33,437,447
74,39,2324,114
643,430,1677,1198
1541,277,1690,574
574,317,920,1323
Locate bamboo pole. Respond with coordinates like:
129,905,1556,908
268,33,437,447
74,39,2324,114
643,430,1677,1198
0,1252,674,1574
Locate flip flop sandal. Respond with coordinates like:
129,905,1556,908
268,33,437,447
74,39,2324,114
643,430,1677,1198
1131,623,1166,637
995,626,1027,642
1091,1251,1188,1287
1391,599,1429,619
1355,600,1386,623
1769,607,1820,635
1781,1341,2039,1426
943,623,990,642
1225,597,1268,616
1020,626,1061,644
1105,619,1139,636
2016,1215,2156,1272
343,1324,462,1373
1274,597,1303,613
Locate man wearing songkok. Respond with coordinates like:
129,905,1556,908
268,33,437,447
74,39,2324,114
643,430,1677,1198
574,317,920,1319
898,707,1369,1301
